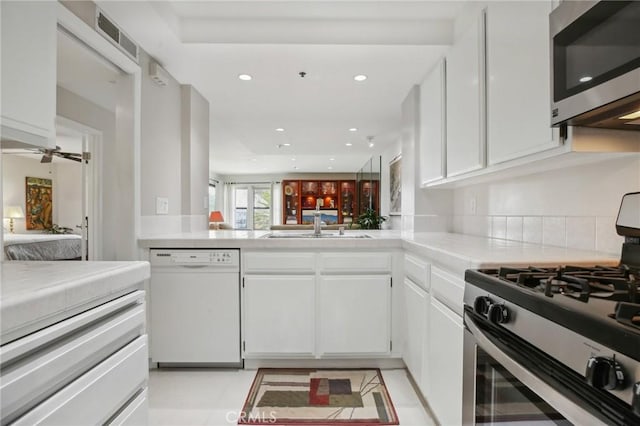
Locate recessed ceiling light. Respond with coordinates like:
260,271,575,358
283,143,291,147
329,158,335,161
579,76,592,83
345,143,353,147
291,158,296,161
368,142,375,148
328,166,333,170
619,110,640,120
349,128,358,132
275,128,285,132
238,74,253,81
354,74,367,82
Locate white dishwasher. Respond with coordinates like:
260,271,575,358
150,249,241,365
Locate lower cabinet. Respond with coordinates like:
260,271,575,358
427,297,464,426
243,275,315,357
403,278,430,396
318,275,391,356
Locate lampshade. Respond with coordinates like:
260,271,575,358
5,205,24,219
209,211,224,223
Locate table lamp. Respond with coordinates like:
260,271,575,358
5,206,25,234
209,211,224,230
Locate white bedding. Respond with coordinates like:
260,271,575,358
4,234,82,260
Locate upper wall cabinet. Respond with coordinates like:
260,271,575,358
486,1,559,165
1,1,57,149
445,10,486,177
419,60,446,185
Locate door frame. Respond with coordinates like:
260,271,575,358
57,4,142,260
55,116,101,260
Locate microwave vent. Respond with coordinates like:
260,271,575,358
96,10,139,63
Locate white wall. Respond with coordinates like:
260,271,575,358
57,86,117,257
181,85,210,217
451,155,640,254
400,86,452,233
140,52,182,218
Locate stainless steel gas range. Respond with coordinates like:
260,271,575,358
462,192,640,426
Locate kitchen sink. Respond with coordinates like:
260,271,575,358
262,232,371,239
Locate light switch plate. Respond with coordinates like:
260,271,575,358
156,197,169,215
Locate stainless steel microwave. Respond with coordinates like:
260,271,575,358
550,1,640,130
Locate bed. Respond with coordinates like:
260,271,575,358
3,234,82,260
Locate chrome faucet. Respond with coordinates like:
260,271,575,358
313,199,323,236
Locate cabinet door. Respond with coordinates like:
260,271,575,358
243,276,315,357
446,11,486,177
487,1,558,165
318,275,391,355
403,278,429,398
419,59,446,185
427,298,463,426
1,1,56,148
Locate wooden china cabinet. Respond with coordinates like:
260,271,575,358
282,180,357,225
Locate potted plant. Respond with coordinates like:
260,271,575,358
355,208,387,230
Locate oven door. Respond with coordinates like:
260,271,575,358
462,308,608,426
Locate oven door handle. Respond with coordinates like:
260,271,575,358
464,312,607,426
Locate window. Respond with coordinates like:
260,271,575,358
231,185,272,230
208,183,216,214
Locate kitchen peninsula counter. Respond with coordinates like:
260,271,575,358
1,261,150,344
138,230,619,275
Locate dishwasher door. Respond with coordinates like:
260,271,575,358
149,249,240,365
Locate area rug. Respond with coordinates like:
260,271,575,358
238,368,399,425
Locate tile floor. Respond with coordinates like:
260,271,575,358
148,368,436,426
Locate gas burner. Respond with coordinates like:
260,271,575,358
488,264,639,304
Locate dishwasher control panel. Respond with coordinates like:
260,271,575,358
150,249,239,268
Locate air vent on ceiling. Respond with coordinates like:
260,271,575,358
95,10,139,63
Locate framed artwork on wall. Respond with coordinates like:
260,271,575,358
25,176,53,230
389,155,401,215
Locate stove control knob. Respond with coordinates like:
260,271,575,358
585,356,625,390
474,296,492,316
632,382,640,416
488,304,510,324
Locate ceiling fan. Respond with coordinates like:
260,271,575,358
4,146,83,163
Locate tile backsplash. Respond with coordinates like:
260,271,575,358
450,155,639,256
453,214,623,254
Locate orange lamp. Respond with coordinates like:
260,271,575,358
209,211,224,229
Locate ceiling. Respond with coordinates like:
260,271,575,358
95,1,465,175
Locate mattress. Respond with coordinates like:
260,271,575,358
4,234,82,260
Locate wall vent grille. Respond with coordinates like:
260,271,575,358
95,10,139,63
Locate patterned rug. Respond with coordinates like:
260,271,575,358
238,368,399,425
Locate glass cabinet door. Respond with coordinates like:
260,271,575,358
282,180,299,224
340,181,356,224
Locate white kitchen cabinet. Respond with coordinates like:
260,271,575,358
318,275,391,356
419,59,447,185
446,9,486,177
427,297,464,426
1,1,56,148
486,1,559,165
243,275,315,357
403,278,430,397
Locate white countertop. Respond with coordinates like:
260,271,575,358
139,230,620,276
1,261,150,344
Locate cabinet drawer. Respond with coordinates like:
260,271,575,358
404,254,430,291
320,252,391,273
13,336,148,425
244,252,315,273
1,292,145,424
108,388,148,425
431,266,465,316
